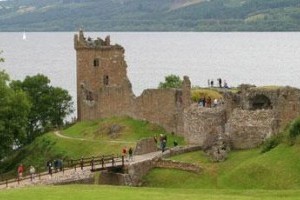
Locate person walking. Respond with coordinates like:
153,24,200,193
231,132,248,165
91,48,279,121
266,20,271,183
17,164,24,180
29,165,36,181
128,147,134,162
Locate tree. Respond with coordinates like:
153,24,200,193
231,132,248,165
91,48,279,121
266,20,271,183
158,74,183,89
10,74,74,143
48,87,74,127
0,70,31,159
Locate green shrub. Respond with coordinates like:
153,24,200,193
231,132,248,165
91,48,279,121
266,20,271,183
261,134,282,153
289,117,300,138
288,117,300,145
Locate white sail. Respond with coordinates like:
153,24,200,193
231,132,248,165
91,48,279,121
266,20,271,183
23,31,26,40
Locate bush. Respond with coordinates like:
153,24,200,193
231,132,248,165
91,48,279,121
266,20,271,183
261,134,282,153
289,117,300,138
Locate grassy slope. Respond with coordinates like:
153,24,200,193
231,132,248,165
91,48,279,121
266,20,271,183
0,116,184,178
143,143,300,189
1,185,300,200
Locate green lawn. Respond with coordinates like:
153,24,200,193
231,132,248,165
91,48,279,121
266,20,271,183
1,185,300,200
143,144,300,190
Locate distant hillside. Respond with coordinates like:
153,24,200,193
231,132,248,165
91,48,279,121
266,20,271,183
0,0,300,31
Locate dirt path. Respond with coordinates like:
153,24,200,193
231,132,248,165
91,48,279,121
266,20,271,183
53,131,134,144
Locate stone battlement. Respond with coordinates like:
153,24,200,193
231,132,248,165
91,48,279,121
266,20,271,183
74,29,124,51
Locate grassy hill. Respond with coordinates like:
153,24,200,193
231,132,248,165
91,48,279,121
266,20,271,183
1,115,300,195
0,116,184,179
0,0,299,31
143,143,300,189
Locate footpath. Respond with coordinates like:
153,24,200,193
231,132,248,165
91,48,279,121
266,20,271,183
0,151,163,190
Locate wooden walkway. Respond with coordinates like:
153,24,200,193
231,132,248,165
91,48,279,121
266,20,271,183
0,154,126,189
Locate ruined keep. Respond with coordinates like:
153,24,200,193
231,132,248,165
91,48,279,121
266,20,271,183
75,31,300,150
74,30,191,134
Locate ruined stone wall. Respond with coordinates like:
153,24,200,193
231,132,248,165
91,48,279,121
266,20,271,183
183,104,226,145
134,137,158,155
155,159,201,173
239,86,300,130
75,31,300,150
226,109,277,149
134,89,184,133
276,87,300,128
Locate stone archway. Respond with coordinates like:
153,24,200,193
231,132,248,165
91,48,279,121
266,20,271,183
249,94,272,110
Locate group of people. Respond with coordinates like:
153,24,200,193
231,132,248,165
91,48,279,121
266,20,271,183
198,96,223,108
17,164,36,181
208,78,229,88
122,146,134,162
154,134,179,153
46,159,63,175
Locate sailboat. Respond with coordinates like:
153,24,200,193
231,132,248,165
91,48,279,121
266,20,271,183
22,31,26,40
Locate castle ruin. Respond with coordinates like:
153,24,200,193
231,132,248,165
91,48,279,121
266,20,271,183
75,31,300,150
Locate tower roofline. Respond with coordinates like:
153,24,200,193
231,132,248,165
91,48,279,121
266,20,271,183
74,30,124,51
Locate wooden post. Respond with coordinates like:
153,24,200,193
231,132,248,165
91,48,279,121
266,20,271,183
112,157,115,166
91,157,94,171
122,156,124,166
5,179,8,188
101,157,104,168
80,158,84,170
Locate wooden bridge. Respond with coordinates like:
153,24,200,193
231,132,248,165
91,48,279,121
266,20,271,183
68,154,125,172
0,154,126,188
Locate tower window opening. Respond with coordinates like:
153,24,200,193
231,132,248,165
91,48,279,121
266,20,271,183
94,58,100,67
104,75,109,85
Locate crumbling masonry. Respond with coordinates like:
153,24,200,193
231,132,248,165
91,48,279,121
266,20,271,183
75,31,300,149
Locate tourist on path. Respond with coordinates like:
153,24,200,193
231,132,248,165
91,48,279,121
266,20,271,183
17,164,24,179
29,165,36,181
128,147,134,162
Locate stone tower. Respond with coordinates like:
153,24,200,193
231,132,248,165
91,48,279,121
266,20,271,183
74,30,134,121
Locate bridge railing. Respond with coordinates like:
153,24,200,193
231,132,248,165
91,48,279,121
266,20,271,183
69,154,125,171
0,154,125,188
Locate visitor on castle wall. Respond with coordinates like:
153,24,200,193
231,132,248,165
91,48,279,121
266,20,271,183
198,97,203,107
17,164,24,179
213,98,218,107
224,80,229,88
208,79,210,87
210,80,214,87
207,96,212,108
218,78,222,88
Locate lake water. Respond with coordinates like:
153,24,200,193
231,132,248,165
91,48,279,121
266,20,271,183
1,32,300,116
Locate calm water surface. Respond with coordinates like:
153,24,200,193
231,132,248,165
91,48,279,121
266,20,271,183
1,32,300,115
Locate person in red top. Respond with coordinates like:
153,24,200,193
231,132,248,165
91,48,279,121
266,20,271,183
18,164,24,179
